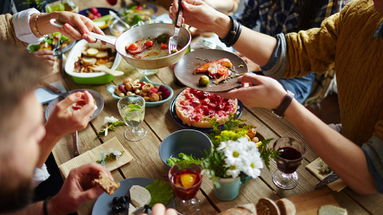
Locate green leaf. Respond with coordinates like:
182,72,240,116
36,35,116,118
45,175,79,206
145,180,174,206
28,44,40,52
127,104,142,112
167,153,203,169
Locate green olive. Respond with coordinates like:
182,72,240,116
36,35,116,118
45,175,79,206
199,75,210,86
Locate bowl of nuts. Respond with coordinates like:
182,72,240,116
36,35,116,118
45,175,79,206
106,76,173,107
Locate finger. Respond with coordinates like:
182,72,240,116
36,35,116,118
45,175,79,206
78,186,104,202
64,23,82,40
216,86,256,99
152,203,166,215
34,50,55,56
73,15,90,34
166,208,178,215
57,92,83,109
238,72,264,84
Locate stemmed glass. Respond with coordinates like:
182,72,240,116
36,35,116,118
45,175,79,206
272,137,305,190
117,96,147,141
168,164,202,215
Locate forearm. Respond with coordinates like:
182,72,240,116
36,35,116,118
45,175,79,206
211,14,277,66
29,12,60,37
284,100,376,194
36,123,63,167
204,0,237,13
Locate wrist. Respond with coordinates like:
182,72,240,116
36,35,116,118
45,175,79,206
48,196,66,215
272,90,294,118
214,13,231,38
35,12,58,36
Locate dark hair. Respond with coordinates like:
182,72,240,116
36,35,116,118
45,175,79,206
297,0,328,30
0,41,48,138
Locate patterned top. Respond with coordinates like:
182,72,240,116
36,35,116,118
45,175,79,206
236,0,350,35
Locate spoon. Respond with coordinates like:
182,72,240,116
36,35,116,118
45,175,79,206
90,64,124,76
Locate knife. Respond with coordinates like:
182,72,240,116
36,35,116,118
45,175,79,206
315,172,339,190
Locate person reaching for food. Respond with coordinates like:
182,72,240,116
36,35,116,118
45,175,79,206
170,0,383,195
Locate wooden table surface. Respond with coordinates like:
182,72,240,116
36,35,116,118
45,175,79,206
49,1,383,214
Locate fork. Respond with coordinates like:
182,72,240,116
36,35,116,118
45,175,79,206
168,0,183,54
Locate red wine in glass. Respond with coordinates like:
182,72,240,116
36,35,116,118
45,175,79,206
276,146,303,174
272,137,305,190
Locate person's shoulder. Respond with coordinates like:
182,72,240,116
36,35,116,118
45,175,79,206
341,0,376,16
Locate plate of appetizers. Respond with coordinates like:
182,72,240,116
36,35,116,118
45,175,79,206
169,88,243,132
92,177,175,215
174,49,248,92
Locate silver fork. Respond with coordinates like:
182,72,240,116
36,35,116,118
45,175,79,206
168,0,183,54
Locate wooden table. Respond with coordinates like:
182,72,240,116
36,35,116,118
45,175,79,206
49,1,383,214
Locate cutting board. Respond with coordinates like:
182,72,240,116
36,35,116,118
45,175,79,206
287,188,339,215
59,136,133,177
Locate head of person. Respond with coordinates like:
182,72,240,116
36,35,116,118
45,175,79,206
0,41,48,213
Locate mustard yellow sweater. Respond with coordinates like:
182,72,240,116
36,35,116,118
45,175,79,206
0,14,25,46
285,0,383,144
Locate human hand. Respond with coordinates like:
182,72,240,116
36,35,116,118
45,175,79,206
48,164,111,214
33,11,104,43
235,52,261,72
33,50,56,68
169,0,228,34
45,91,96,138
142,203,178,215
217,73,287,109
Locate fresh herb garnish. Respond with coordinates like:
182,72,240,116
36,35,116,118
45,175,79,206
167,153,203,169
145,180,174,206
127,104,142,112
96,151,124,164
98,121,125,136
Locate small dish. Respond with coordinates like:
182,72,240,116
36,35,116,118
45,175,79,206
159,129,212,167
78,8,118,29
45,89,104,121
106,77,174,107
65,39,122,85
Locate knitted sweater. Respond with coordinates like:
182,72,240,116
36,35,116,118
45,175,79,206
284,0,383,144
0,13,25,46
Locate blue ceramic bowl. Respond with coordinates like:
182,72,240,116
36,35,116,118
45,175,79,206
159,129,212,167
106,77,174,107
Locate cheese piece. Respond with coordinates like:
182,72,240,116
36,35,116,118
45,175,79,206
128,203,137,215
129,185,151,208
318,205,348,215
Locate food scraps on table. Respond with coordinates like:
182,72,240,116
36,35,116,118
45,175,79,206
74,45,116,73
194,58,241,85
114,78,171,102
98,116,125,136
125,33,177,59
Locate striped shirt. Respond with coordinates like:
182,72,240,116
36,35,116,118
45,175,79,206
236,0,350,35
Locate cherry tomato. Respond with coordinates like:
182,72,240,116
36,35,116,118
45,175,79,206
127,43,138,51
136,5,144,10
144,40,154,47
160,43,168,49
89,8,98,14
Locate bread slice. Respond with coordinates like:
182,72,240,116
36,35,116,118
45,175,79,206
129,185,151,208
276,198,296,215
256,198,281,215
318,205,348,215
93,173,120,195
218,203,256,215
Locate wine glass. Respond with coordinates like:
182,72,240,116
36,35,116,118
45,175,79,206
117,96,147,141
168,164,202,215
272,137,305,190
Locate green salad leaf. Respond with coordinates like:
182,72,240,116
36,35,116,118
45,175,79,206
167,153,203,169
145,180,174,206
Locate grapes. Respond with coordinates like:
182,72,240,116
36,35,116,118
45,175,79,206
111,194,130,214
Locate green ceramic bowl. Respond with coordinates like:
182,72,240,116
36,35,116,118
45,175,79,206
65,39,121,85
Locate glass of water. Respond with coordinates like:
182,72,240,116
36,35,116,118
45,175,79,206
117,96,147,141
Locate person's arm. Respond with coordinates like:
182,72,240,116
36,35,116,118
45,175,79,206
284,99,377,194
6,164,108,215
203,0,239,14
220,73,380,194
170,0,277,66
0,13,25,46
37,91,96,167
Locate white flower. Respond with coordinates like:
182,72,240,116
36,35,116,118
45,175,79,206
219,136,264,179
104,116,119,124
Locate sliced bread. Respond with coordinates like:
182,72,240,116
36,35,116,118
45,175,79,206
93,173,120,195
256,198,281,215
218,203,256,215
276,198,296,215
